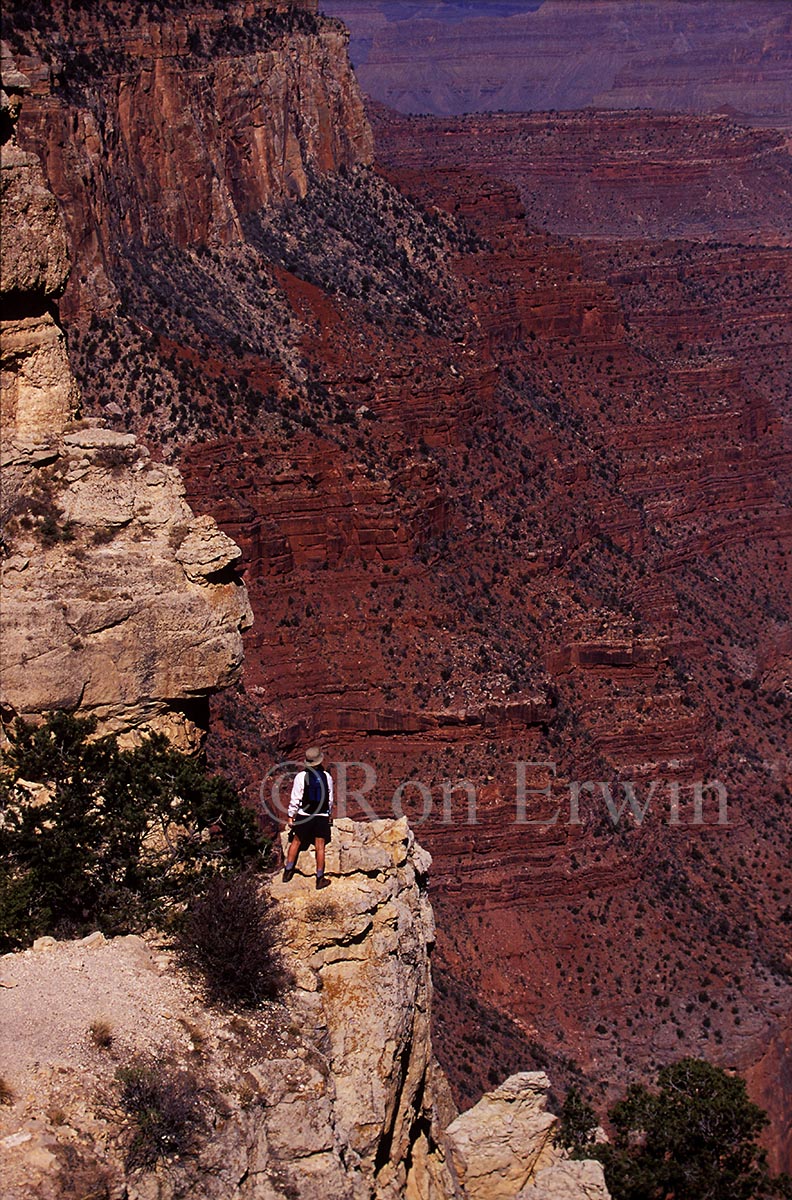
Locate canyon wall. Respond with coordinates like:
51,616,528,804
324,0,792,126
371,104,792,244
5,0,791,1173
6,0,372,320
0,51,251,749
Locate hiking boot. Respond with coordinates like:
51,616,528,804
316,876,331,890
282,865,296,883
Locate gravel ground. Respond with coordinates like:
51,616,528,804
0,932,201,1090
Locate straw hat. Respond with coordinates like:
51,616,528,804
304,746,324,766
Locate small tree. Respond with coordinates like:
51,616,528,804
586,1058,792,1200
555,1084,597,1151
0,712,267,949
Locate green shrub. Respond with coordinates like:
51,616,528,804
0,712,267,950
566,1058,792,1200
554,1084,596,1151
177,869,290,1007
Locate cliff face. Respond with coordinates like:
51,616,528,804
0,51,251,749
6,0,373,319
368,104,792,1171
0,44,77,442
0,819,609,1200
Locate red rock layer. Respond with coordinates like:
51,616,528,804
184,111,792,1168
8,5,792,1168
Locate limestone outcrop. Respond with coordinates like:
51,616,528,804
444,1074,559,1199
0,819,609,1199
270,817,452,1199
0,425,253,748
518,1160,611,1200
444,1073,609,1200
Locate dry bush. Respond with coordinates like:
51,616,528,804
93,444,137,473
305,896,339,924
89,1019,114,1049
177,869,290,1007
116,1056,205,1169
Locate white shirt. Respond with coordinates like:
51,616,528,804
288,769,334,819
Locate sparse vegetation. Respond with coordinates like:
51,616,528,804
178,1017,207,1053
93,444,137,473
245,167,467,338
0,470,74,550
91,525,120,545
0,1076,16,1106
48,1144,114,1200
305,895,339,924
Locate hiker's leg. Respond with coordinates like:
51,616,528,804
315,838,326,877
285,832,302,869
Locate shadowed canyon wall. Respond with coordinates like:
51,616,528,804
4,0,791,1171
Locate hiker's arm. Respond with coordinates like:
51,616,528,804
328,774,334,822
288,771,305,822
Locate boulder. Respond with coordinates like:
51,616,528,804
444,1073,559,1199
517,1159,610,1198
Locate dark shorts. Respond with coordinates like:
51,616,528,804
290,814,332,845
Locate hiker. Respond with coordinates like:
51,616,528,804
282,747,333,889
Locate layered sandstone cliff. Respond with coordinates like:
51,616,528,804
6,0,373,319
0,51,251,748
0,819,609,1200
